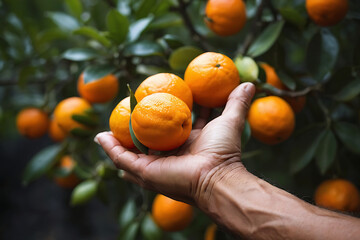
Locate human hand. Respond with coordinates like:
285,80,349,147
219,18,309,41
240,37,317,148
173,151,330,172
95,83,255,205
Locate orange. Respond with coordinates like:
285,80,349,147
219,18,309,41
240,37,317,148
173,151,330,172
248,96,295,145
77,73,119,103
184,52,240,107
204,224,217,240
53,97,92,134
205,0,246,36
284,95,306,114
306,0,348,26
49,118,66,142
152,194,193,232
54,155,80,189
109,97,135,149
315,179,360,212
131,93,192,151
135,73,193,111
16,108,49,139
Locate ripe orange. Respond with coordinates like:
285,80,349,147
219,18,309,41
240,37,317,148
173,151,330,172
54,155,80,189
49,118,67,142
53,97,92,134
184,52,240,107
248,96,295,145
306,0,348,26
205,0,246,36
152,194,193,232
315,179,360,212
109,97,134,149
135,73,193,110
77,73,119,103
131,93,192,151
204,224,217,240
16,108,49,139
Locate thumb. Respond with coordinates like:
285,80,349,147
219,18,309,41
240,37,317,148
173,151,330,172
222,82,255,128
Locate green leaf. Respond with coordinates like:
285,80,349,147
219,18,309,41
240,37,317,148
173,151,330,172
70,128,94,138
277,71,296,90
83,64,116,84
257,63,266,83
71,180,98,205
306,29,339,82
72,114,98,127
124,40,163,57
135,0,157,19
129,119,149,154
65,0,83,20
127,16,153,42
46,12,80,32
106,9,129,44
127,84,137,112
18,66,36,88
279,7,306,28
119,222,139,240
119,200,137,229
73,26,111,47
23,145,62,185
290,130,324,174
334,122,360,155
162,34,184,49
53,167,72,178
247,20,285,57
334,79,360,102
241,120,251,148
141,213,162,240
315,130,337,175
62,48,99,61
169,46,203,71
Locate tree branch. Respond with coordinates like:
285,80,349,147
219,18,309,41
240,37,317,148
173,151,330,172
257,83,322,97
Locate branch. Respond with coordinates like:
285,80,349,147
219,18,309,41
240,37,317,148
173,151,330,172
257,83,322,97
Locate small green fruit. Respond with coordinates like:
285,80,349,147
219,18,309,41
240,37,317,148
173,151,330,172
234,56,259,82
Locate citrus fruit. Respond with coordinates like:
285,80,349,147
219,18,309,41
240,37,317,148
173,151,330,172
135,73,193,110
77,73,119,103
109,97,135,149
53,97,92,134
306,0,348,26
204,224,217,240
131,93,192,151
54,155,79,189
315,179,360,212
284,95,306,114
234,56,258,83
49,118,67,142
205,0,246,36
248,96,295,145
261,63,287,90
152,194,193,232
184,52,240,107
16,108,49,139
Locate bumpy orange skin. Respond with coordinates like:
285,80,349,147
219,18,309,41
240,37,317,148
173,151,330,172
77,73,119,103
315,179,360,212
53,97,92,134
248,96,295,145
49,118,67,142
204,224,217,240
54,155,79,189
152,194,193,232
205,0,246,36
184,52,240,108
306,0,348,26
135,73,193,111
131,93,192,151
16,108,49,139
109,97,135,149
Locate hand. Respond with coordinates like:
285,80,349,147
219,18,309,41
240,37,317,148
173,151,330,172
95,83,255,205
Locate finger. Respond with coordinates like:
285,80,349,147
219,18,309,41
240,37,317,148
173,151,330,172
222,83,255,127
121,170,143,185
194,107,211,129
95,132,140,172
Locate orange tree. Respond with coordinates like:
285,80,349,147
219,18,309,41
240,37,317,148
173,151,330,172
1,0,360,239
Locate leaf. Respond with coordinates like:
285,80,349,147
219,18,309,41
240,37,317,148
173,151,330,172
119,222,139,240
135,0,157,19
71,180,98,206
162,34,184,49
127,16,153,42
334,122,360,155
306,29,339,82
169,46,203,71
334,79,360,102
247,20,285,57
65,0,83,20
106,9,129,44
119,199,137,229
62,48,99,61
257,63,266,83
277,71,296,90
129,119,149,154
73,26,111,47
70,128,94,138
315,130,337,175
124,40,163,57
23,145,62,185
83,64,116,84
46,12,80,32
279,7,306,28
141,213,162,240
127,84,137,112
241,120,251,148
72,114,98,127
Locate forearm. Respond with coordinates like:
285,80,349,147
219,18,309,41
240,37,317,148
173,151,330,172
196,162,360,239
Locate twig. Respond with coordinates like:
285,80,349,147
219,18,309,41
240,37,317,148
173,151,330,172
257,83,321,97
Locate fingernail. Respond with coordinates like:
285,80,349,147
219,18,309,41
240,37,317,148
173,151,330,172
243,83,255,95
118,169,125,178
94,136,100,145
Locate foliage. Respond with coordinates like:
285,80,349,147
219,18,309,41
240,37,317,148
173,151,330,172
1,0,360,238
